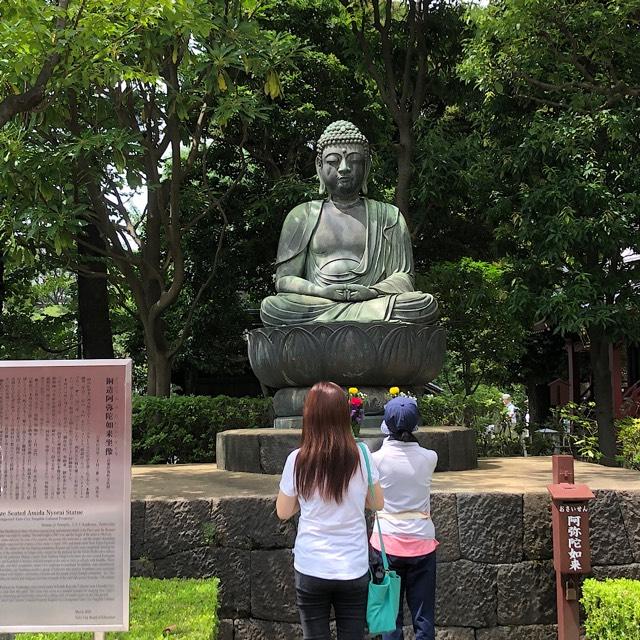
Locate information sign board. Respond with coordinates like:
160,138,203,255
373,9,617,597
0,360,131,633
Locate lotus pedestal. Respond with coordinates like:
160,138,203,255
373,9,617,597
248,321,446,427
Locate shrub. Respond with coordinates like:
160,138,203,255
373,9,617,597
421,385,553,458
132,395,272,464
582,578,640,639
617,417,640,470
420,384,508,435
550,401,602,462
420,384,504,430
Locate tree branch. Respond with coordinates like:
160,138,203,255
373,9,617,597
168,200,228,361
0,0,70,127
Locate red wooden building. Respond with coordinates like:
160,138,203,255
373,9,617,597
556,339,640,417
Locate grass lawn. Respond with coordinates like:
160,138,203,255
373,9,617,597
16,577,219,640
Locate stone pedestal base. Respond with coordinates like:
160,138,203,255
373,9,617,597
273,386,423,419
217,426,477,474
274,414,395,430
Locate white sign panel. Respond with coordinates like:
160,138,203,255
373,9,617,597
0,360,131,633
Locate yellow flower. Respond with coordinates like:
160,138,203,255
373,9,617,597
348,387,359,395
389,386,400,396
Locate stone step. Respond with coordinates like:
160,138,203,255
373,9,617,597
217,426,477,474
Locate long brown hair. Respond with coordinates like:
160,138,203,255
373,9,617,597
295,381,361,503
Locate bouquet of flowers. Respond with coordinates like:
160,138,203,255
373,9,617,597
388,386,417,401
348,387,367,438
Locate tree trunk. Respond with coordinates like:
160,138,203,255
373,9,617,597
147,348,172,396
588,326,618,466
155,351,172,397
144,318,172,397
146,354,156,396
77,222,114,359
395,126,414,218
526,378,551,426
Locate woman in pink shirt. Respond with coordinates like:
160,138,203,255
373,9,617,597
370,397,438,640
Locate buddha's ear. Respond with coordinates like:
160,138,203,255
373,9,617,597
362,157,371,195
315,156,326,195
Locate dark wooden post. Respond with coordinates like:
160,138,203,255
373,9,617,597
610,343,623,417
566,340,580,403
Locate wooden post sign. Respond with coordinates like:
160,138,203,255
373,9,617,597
0,360,132,634
547,455,594,640
554,501,592,575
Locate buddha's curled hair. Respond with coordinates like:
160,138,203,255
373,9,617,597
316,120,370,161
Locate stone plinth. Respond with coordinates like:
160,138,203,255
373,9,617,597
247,322,445,390
273,386,422,417
274,414,394,429
217,426,477,474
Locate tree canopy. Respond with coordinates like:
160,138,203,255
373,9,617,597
2,0,640,464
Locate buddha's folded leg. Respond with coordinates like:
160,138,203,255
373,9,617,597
389,291,439,324
260,293,339,326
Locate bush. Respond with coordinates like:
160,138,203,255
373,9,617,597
420,384,504,430
617,417,640,470
420,385,541,458
550,401,602,462
420,384,508,436
582,578,640,639
132,395,272,464
20,577,219,639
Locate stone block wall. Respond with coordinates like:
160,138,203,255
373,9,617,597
130,490,640,640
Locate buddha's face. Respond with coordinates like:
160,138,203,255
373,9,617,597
317,144,368,200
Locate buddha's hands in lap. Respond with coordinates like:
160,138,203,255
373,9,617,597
345,284,378,301
321,284,378,302
322,285,350,301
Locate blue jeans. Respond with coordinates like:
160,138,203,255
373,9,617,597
370,549,436,640
295,569,369,640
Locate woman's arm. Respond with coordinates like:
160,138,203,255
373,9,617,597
276,490,300,520
365,482,384,511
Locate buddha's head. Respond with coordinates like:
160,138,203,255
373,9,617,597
316,120,371,199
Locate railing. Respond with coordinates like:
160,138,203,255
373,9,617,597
621,381,640,417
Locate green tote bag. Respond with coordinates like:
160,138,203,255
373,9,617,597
358,442,401,636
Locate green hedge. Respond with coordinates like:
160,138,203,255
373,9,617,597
132,395,272,464
419,385,504,430
582,578,640,639
617,417,640,470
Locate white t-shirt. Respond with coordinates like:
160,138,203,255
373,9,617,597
279,445,379,580
372,439,437,539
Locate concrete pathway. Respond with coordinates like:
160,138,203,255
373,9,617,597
131,456,640,500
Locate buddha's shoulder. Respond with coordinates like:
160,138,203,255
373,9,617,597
282,199,402,223
283,200,324,224
365,199,402,221
365,198,399,211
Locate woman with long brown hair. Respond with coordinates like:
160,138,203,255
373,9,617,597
277,381,384,640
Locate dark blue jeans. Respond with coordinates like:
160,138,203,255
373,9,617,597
370,549,436,640
295,569,369,640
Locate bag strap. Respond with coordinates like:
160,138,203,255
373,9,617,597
357,442,390,573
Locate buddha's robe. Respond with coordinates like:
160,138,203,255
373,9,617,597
260,199,439,326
